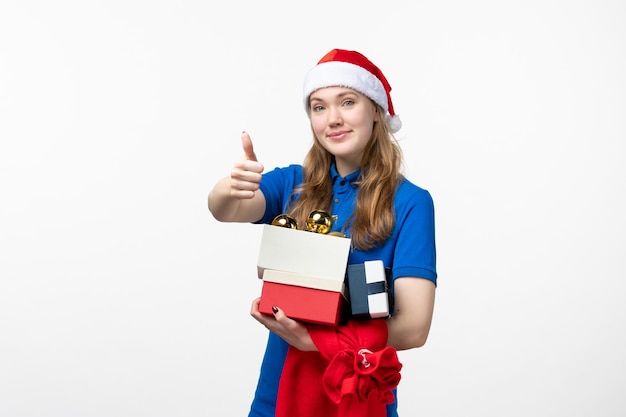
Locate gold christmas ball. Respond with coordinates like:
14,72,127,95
271,214,298,229
306,209,332,234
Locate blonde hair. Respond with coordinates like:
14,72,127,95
289,105,404,250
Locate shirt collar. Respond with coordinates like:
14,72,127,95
330,163,361,184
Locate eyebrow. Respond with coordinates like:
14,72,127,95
310,89,359,104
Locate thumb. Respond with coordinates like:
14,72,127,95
241,131,258,161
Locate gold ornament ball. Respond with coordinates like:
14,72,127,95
271,214,298,229
306,209,332,234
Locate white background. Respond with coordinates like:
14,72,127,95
1,1,625,416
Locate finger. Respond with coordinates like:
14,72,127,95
250,297,261,312
231,178,260,193
241,131,257,162
235,159,264,174
271,305,285,320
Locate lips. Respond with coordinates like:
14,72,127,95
328,130,351,140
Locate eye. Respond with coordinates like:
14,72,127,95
312,104,325,112
342,99,355,107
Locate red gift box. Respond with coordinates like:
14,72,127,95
258,281,347,326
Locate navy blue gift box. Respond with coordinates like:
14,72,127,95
346,260,393,319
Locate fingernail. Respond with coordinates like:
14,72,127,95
272,306,278,314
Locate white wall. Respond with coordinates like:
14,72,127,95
1,1,624,416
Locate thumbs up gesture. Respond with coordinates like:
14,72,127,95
230,132,264,199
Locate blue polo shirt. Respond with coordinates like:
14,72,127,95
248,163,437,417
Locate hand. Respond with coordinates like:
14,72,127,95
229,132,264,199
250,297,318,352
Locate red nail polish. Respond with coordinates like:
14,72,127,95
272,306,278,314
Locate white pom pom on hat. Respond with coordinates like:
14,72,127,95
303,49,402,133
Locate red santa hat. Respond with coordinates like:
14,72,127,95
303,49,402,133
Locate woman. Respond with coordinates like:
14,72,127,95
208,48,437,417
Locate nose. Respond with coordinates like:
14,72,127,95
328,106,343,126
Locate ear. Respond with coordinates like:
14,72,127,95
372,102,381,123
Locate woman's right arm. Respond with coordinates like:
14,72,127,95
208,132,267,223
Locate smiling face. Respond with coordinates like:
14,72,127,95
308,86,379,176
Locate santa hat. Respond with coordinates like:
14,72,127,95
303,49,402,133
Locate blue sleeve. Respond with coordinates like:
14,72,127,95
257,164,303,224
392,184,437,285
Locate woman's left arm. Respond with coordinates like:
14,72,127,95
250,277,435,352
386,277,436,351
